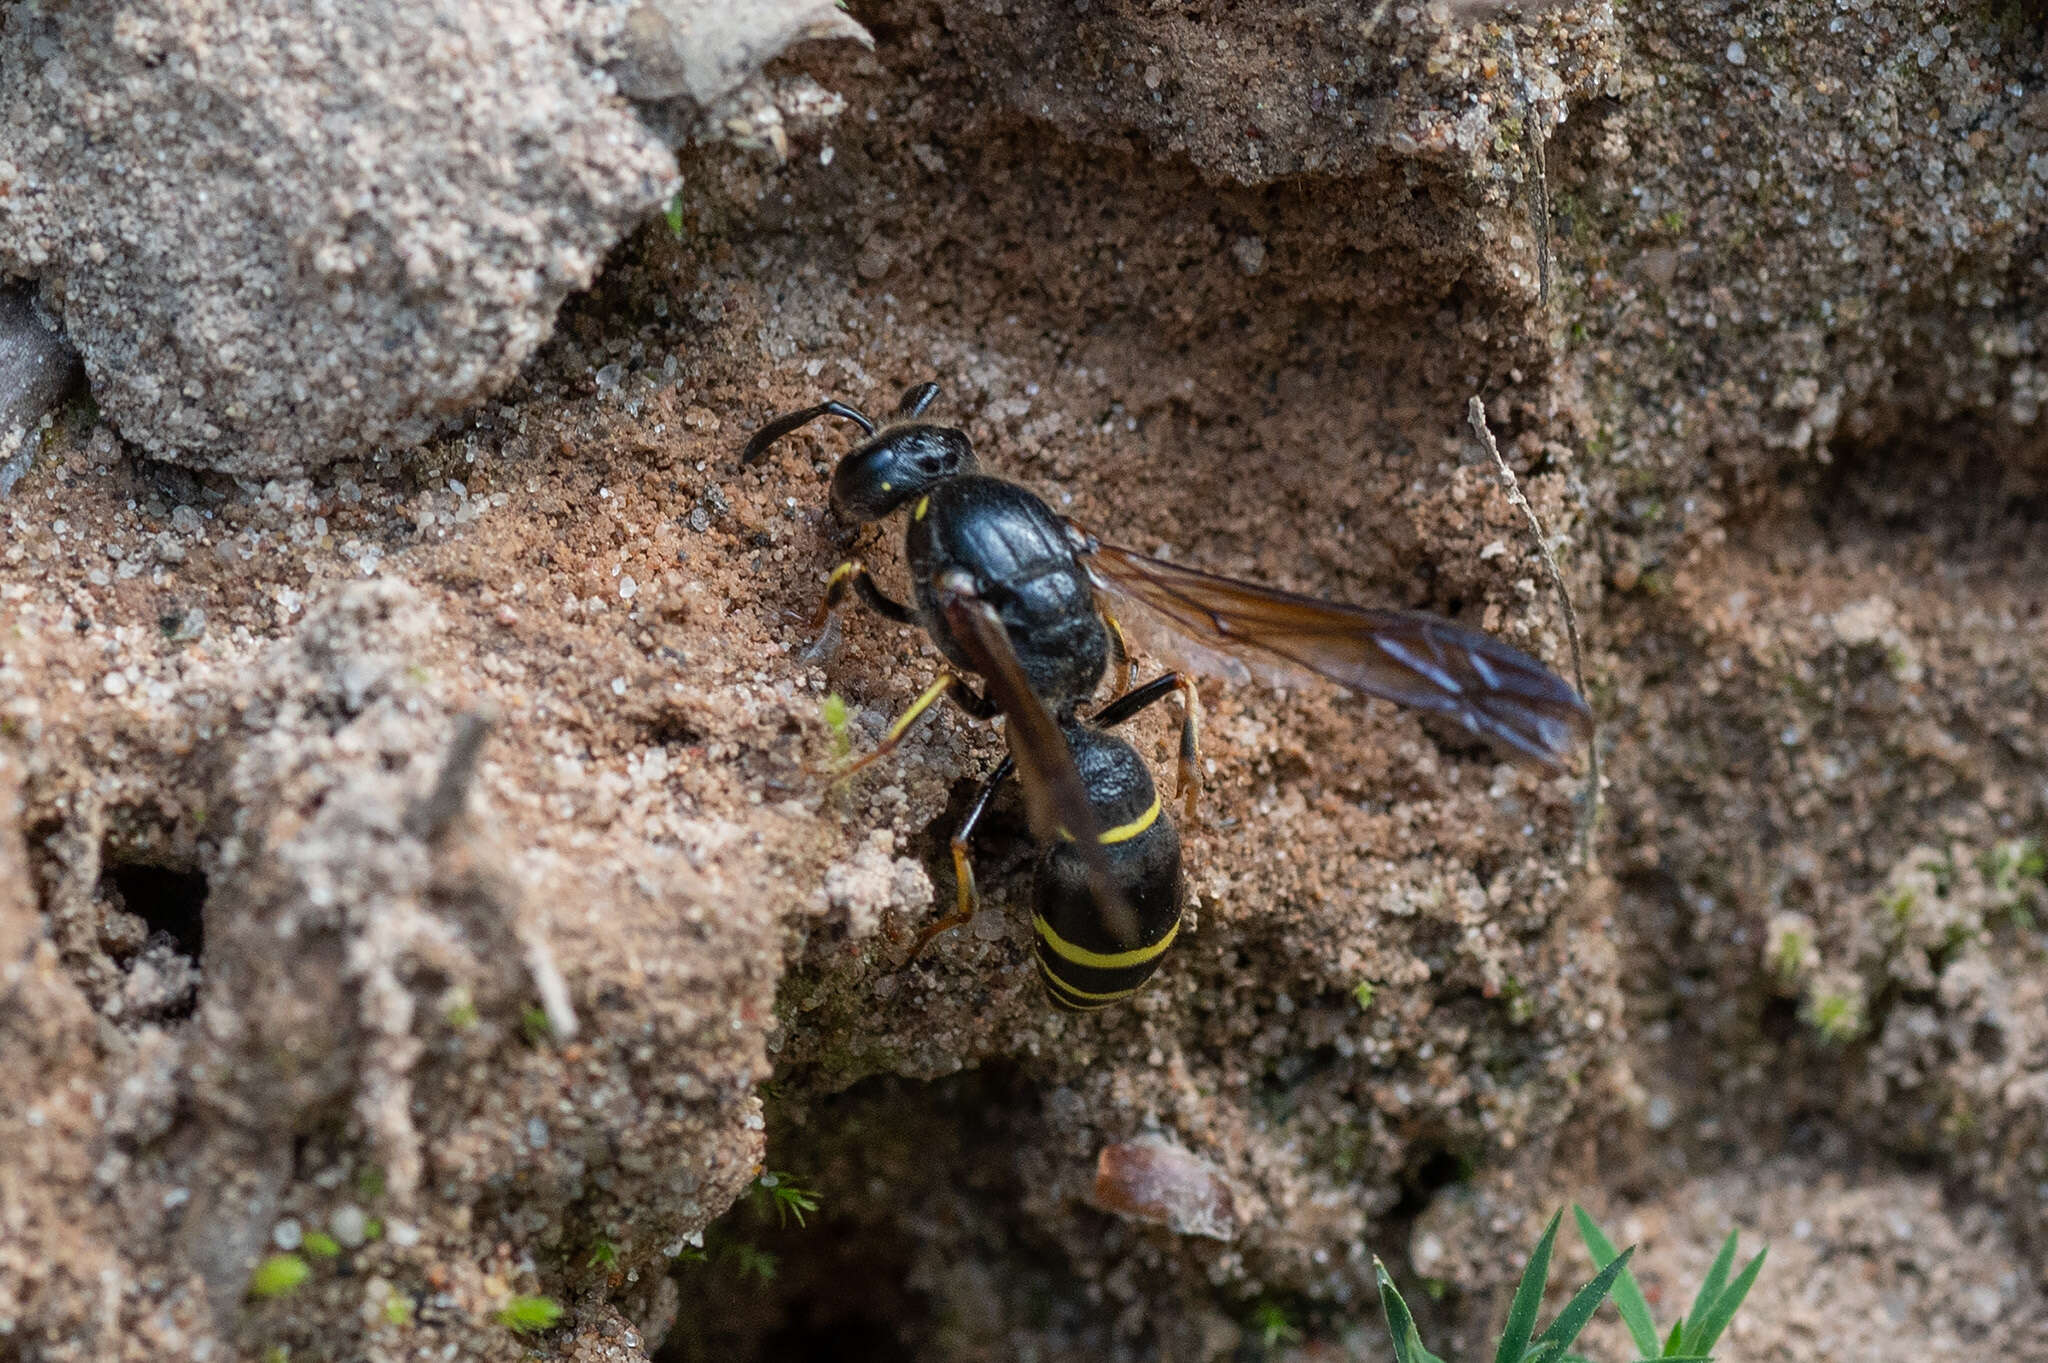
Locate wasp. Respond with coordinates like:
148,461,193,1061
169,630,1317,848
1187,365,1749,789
743,383,1591,1010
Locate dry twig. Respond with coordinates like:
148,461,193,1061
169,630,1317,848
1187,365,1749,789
1466,398,1599,866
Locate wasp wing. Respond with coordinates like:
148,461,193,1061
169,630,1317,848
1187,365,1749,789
934,580,1143,946
1079,535,1591,771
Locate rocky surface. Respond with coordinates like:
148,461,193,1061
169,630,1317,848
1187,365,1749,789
0,0,870,476
2,0,2046,1360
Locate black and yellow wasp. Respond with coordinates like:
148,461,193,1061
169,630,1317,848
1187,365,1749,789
744,383,1591,1010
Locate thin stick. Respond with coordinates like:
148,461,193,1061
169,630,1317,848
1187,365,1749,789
1522,102,1553,313
405,711,494,844
1466,398,1599,867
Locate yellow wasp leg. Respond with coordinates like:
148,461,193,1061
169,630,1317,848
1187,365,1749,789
831,673,956,787
1173,674,1203,825
1101,606,1136,703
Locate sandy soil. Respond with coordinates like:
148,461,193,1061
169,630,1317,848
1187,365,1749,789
3,1,2047,1360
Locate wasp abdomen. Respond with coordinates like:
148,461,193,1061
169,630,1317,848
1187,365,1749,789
1032,727,1183,1011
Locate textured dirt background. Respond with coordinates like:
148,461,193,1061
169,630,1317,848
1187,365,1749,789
3,0,2047,1360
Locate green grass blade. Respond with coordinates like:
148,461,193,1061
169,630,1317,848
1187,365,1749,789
1663,1320,1685,1356
1681,1232,1739,1345
1680,1245,1766,1356
1375,1258,1449,1363
1533,1246,1634,1354
1496,1211,1564,1363
1573,1206,1662,1357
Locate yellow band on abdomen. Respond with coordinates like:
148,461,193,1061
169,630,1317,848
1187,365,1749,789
1034,913,1179,970
1037,958,1146,1003
1055,794,1161,846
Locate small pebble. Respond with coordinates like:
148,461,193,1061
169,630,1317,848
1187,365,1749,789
331,1204,368,1249
272,1218,304,1250
102,671,128,696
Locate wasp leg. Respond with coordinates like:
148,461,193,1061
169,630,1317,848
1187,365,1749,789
810,559,914,630
1093,671,1203,824
907,756,1016,962
895,381,942,418
832,673,957,787
1101,606,1137,703
804,559,913,662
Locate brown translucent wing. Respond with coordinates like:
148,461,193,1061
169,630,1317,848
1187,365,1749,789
1079,535,1592,771
934,580,1143,946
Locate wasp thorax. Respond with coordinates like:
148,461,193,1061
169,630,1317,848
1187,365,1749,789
828,425,977,521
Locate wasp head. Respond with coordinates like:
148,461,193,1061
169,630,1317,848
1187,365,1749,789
829,424,977,521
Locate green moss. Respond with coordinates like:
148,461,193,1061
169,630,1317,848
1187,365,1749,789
301,1231,341,1260
1882,885,1919,923
442,990,480,1030
1352,980,1376,1012
383,1293,415,1327
754,1171,822,1228
498,1295,564,1335
1769,929,1809,982
1248,1299,1303,1350
822,692,851,762
1805,989,1862,1043
249,1254,310,1300
722,1241,779,1283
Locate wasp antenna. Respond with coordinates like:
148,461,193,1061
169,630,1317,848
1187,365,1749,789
741,399,876,464
895,381,942,418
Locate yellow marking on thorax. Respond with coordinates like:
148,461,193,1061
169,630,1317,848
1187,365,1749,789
913,495,930,520
1034,914,1179,970
1055,794,1161,846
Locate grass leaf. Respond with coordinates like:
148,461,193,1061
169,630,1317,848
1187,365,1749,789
1533,1245,1633,1354
1681,1232,1738,1345
1375,1258,1449,1363
1681,1243,1767,1356
1573,1206,1660,1356
1496,1210,1563,1363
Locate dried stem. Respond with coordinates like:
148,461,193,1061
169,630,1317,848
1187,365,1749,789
1466,398,1599,867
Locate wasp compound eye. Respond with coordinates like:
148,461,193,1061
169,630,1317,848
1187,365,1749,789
829,425,977,521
